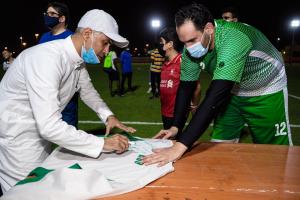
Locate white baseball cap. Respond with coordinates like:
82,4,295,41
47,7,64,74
77,9,129,48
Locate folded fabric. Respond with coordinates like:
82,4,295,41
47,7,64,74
2,167,114,200
16,163,81,186
1,138,174,200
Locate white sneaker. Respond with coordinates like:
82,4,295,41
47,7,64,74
147,87,152,93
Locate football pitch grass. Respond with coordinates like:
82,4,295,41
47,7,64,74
1,62,299,145
78,62,300,146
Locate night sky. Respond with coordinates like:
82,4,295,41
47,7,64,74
1,0,300,54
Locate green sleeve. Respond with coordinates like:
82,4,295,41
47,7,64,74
213,29,252,83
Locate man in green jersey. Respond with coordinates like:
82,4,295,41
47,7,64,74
144,3,292,167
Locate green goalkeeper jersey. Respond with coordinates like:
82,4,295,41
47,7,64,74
181,19,287,97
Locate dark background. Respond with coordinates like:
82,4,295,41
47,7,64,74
1,0,299,54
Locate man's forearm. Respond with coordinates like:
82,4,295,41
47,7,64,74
177,80,235,148
173,81,198,131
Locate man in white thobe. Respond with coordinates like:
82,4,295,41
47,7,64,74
0,9,136,193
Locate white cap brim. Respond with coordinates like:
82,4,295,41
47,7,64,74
104,32,129,48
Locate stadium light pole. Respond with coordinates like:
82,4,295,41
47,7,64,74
151,19,161,47
290,19,300,64
276,37,280,49
34,33,39,43
19,36,23,46
22,42,27,48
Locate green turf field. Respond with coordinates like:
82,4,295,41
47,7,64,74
1,62,299,145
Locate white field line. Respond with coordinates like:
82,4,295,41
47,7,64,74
79,121,300,128
289,93,300,100
80,94,300,127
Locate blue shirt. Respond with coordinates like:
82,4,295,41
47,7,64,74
120,50,132,73
39,29,73,44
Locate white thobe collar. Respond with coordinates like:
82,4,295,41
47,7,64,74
64,36,84,69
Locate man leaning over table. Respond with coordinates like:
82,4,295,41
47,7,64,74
0,9,136,193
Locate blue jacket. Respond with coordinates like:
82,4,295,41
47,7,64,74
120,50,132,73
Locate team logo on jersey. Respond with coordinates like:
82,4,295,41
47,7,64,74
219,61,225,68
199,62,205,70
170,69,174,75
167,80,173,88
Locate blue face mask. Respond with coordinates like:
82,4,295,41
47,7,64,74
187,34,211,58
81,34,100,64
44,15,60,29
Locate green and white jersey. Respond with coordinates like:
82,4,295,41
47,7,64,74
181,19,287,97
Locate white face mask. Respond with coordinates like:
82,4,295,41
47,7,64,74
186,33,211,58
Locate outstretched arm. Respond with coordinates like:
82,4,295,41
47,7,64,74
153,81,197,139
143,79,235,166
177,79,234,147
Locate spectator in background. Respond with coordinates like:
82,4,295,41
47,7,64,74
2,49,15,71
103,46,121,97
146,49,153,94
39,2,73,43
149,44,164,99
39,2,79,129
156,27,201,134
221,6,239,22
158,27,183,130
120,47,133,95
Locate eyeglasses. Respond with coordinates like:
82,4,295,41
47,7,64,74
44,11,61,17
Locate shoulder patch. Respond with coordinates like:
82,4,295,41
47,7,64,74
199,62,205,70
219,61,225,68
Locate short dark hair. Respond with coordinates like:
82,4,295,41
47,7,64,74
175,3,214,31
2,49,10,53
159,27,183,52
221,6,238,18
47,2,70,26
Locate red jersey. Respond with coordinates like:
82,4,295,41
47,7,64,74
160,54,181,117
